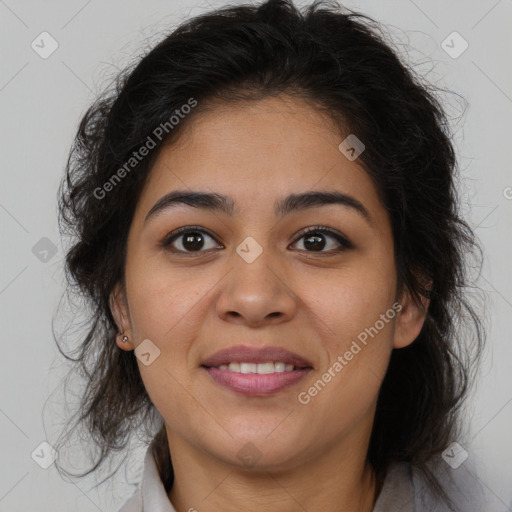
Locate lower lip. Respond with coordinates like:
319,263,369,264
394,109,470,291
202,367,312,396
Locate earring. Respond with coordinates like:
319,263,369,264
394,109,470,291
118,332,129,343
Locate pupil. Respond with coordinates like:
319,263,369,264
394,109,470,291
183,232,204,251
304,234,325,251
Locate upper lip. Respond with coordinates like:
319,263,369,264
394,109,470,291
201,345,313,368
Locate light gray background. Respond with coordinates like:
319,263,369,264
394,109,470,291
1,0,511,511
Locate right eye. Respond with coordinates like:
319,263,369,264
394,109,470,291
161,226,223,255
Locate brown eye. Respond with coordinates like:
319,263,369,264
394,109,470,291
161,225,353,256
162,226,222,254
290,226,353,253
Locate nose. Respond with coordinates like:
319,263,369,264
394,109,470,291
216,248,297,327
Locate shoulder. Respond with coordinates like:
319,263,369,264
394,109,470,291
374,460,487,512
117,489,143,512
116,440,176,512
411,459,487,512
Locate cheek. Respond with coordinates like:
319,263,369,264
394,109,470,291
125,255,216,344
123,259,211,429
296,312,395,448
305,259,397,348
124,257,218,406
296,258,397,414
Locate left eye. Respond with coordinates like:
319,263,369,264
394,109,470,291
162,226,353,254
290,226,353,253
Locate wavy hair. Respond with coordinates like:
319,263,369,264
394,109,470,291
54,0,484,507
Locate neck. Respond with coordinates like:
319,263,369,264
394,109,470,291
166,429,378,512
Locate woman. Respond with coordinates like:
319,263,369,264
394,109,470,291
55,0,486,510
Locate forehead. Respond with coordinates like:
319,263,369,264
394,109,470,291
132,96,385,226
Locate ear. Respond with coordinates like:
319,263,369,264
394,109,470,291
393,286,430,349
109,281,134,351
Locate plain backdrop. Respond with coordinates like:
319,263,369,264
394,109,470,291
1,0,511,510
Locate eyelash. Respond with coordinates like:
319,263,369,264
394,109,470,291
161,225,354,256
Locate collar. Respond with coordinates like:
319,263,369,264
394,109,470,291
119,443,415,512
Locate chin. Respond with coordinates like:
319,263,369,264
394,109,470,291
206,430,309,473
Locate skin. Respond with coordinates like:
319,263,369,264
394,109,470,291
110,95,428,512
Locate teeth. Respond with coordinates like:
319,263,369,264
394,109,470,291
215,362,296,373
241,363,257,374
274,362,285,372
256,362,274,374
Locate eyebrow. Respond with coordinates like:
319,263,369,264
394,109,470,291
144,189,372,225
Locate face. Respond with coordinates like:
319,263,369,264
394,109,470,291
110,95,426,472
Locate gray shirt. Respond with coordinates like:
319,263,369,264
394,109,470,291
117,444,486,512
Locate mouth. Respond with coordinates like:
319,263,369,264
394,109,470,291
200,345,313,396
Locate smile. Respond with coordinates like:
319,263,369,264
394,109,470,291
202,365,312,395
212,362,295,373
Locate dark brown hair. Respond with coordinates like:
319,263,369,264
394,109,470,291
54,0,484,507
